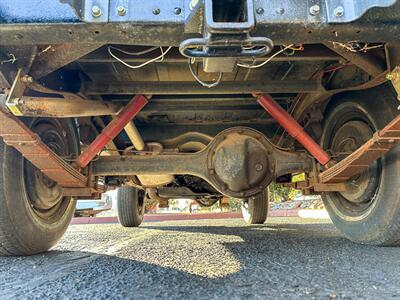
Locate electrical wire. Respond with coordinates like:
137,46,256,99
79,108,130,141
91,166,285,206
188,58,223,88
0,53,16,64
108,46,172,69
108,45,160,56
329,41,384,53
237,44,295,69
284,44,304,51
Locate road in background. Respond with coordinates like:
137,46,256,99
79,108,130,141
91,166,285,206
0,218,399,299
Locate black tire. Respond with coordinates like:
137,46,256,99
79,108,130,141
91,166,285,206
321,85,400,245
116,187,145,227
0,118,79,256
241,190,269,224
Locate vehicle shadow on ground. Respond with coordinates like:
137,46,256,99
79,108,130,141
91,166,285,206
1,222,400,299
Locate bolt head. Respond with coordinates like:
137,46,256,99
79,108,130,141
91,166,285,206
256,7,264,15
333,6,344,17
174,7,182,15
255,163,263,172
21,75,33,83
276,8,285,15
117,6,126,16
309,4,320,16
189,0,199,10
152,8,160,15
91,5,102,17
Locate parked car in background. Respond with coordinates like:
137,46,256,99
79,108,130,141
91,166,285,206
75,194,113,217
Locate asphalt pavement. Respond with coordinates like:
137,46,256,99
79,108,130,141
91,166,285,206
0,217,400,300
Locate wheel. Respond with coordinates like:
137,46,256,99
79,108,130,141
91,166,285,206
320,85,400,245
0,118,79,256
241,189,269,224
116,187,145,227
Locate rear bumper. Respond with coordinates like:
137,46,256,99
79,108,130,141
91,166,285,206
1,0,400,45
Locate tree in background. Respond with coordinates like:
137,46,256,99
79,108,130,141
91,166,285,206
229,198,242,210
268,173,305,203
145,196,158,211
268,182,296,203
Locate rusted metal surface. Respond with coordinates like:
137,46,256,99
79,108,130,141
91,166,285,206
291,72,388,123
320,114,400,184
256,93,331,165
324,43,386,77
84,80,321,95
0,68,88,190
0,107,87,187
133,142,174,187
92,127,313,198
283,181,347,193
29,43,102,79
147,188,169,208
386,65,400,99
76,95,149,168
5,95,121,118
22,75,84,101
160,132,212,152
62,187,101,197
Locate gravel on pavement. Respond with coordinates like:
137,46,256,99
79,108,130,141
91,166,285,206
0,217,400,300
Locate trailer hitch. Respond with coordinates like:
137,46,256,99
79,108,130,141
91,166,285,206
180,0,273,72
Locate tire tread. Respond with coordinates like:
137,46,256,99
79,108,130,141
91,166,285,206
117,187,144,227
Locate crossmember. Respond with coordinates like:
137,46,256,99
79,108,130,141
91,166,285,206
1,0,400,47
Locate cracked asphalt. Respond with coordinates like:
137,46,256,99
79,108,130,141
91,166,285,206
1,217,400,300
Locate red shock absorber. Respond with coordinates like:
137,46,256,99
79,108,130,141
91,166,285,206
76,95,148,168
255,93,331,165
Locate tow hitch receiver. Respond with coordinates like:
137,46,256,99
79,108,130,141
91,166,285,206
180,0,273,72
